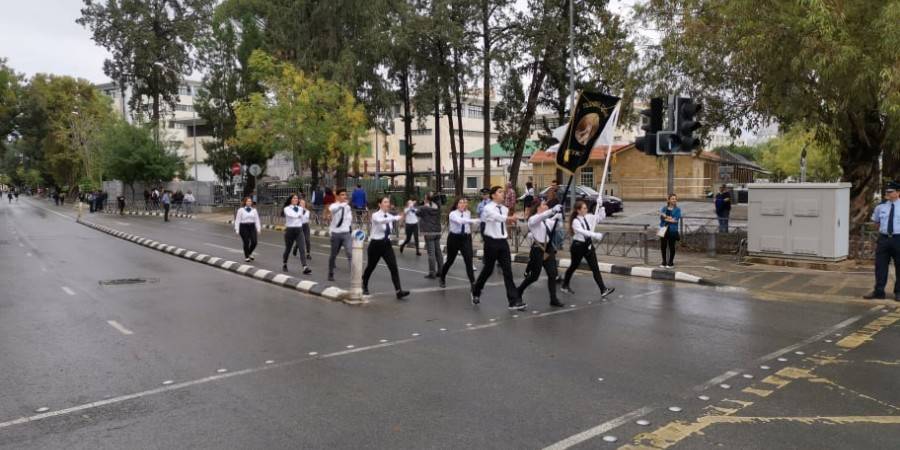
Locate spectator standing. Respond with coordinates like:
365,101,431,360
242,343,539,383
659,194,682,269
117,194,126,215
351,184,367,210
714,184,732,233
143,189,151,210
864,181,900,301
161,190,172,222
184,190,195,215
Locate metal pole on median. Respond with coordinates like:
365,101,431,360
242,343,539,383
349,229,366,302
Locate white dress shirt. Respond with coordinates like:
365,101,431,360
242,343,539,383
234,207,261,233
527,209,561,244
404,205,419,225
571,208,606,243
329,202,352,233
448,210,478,234
370,210,400,240
481,202,510,239
284,205,309,228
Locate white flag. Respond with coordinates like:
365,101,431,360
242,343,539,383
592,101,621,149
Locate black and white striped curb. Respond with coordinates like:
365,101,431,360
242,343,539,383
102,209,194,219
77,219,348,301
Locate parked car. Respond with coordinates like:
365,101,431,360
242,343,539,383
539,184,623,216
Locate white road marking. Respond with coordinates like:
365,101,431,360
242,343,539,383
26,252,31,257
114,221,130,226
542,406,656,450
61,287,76,296
106,320,134,335
203,242,243,254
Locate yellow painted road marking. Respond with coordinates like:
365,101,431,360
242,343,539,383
836,311,900,349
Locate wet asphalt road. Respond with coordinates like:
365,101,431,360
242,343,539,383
1,198,898,449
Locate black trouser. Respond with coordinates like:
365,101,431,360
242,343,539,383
518,245,558,302
874,234,900,295
441,233,475,283
302,224,311,255
363,239,402,291
660,232,678,266
163,203,170,221
238,223,258,258
473,237,520,305
563,240,606,290
399,223,419,252
283,227,307,266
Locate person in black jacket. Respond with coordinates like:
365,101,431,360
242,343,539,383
418,192,443,279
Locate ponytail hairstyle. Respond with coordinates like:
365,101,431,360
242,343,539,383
569,200,588,230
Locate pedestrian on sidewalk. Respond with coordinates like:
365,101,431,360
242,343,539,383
151,188,160,210
184,190,195,215
351,183,367,210
362,197,409,299
117,194,126,215
310,184,325,221
418,192,443,279
561,200,615,299
517,199,564,307
282,193,311,274
715,184,732,233
234,197,261,262
471,186,524,310
864,181,900,301
440,197,479,288
161,190,172,222
659,193,682,269
504,182,517,216
399,198,421,255
327,188,352,281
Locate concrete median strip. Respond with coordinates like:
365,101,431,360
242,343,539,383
76,219,349,302
101,209,194,219
222,220,714,286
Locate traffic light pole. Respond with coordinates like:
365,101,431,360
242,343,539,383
667,155,675,197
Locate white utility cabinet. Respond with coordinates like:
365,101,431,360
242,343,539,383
747,183,850,261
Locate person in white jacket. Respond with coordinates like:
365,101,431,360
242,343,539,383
439,197,479,288
561,199,615,299
234,196,261,262
516,199,564,306
327,188,353,281
362,197,409,299
283,193,311,274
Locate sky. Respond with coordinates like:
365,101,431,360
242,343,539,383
0,0,112,84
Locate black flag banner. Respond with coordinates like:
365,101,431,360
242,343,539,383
556,91,620,174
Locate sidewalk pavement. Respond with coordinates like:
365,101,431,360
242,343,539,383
192,209,893,304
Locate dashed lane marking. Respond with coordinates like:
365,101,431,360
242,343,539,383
61,286,76,296
541,407,656,450
106,320,134,335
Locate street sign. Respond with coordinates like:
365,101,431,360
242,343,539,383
249,164,262,177
353,230,367,242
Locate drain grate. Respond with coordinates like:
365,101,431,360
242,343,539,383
98,278,159,286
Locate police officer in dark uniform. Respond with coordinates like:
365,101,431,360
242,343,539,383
864,180,900,301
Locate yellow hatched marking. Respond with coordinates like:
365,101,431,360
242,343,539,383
742,387,773,398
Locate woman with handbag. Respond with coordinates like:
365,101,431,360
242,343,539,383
561,200,615,299
659,193,682,269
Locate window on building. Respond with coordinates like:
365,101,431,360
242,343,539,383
392,104,401,116
411,128,432,136
466,177,478,189
178,85,192,96
580,166,594,188
175,104,194,112
399,139,408,156
466,105,483,119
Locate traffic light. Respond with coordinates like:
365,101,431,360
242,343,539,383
671,97,702,155
635,97,663,155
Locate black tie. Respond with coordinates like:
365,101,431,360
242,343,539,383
337,207,344,228
889,203,895,235
384,214,391,241
497,205,505,236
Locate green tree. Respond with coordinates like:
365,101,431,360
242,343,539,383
757,127,841,183
78,0,213,124
101,120,185,201
0,59,22,155
231,51,368,190
494,68,526,154
637,0,900,226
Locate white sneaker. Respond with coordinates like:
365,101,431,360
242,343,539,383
659,264,667,269
667,265,675,269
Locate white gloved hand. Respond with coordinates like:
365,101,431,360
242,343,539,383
597,206,607,220
593,232,605,242
551,204,563,214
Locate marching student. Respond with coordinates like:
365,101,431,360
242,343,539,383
234,196,261,262
300,197,312,260
517,199,564,307
561,200,615,299
362,197,410,299
418,193,443,279
471,186,525,311
439,197,480,288
327,188,353,281
283,194,311,274
398,198,421,255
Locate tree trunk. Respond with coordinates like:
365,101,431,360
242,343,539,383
336,154,349,190
453,50,465,197
434,96,442,193
310,158,320,189
446,101,459,195
402,68,414,196
509,63,548,188
841,109,885,230
482,0,492,189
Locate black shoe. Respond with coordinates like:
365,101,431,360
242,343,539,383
416,252,422,256
328,274,335,282
508,301,527,311
863,291,886,300
396,290,410,300
363,288,370,296
249,255,255,261
550,300,565,308
555,276,563,284
424,273,436,279
600,287,616,299
399,244,405,254
303,266,312,275
471,292,480,305
282,264,288,272
561,285,574,295
439,278,446,288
